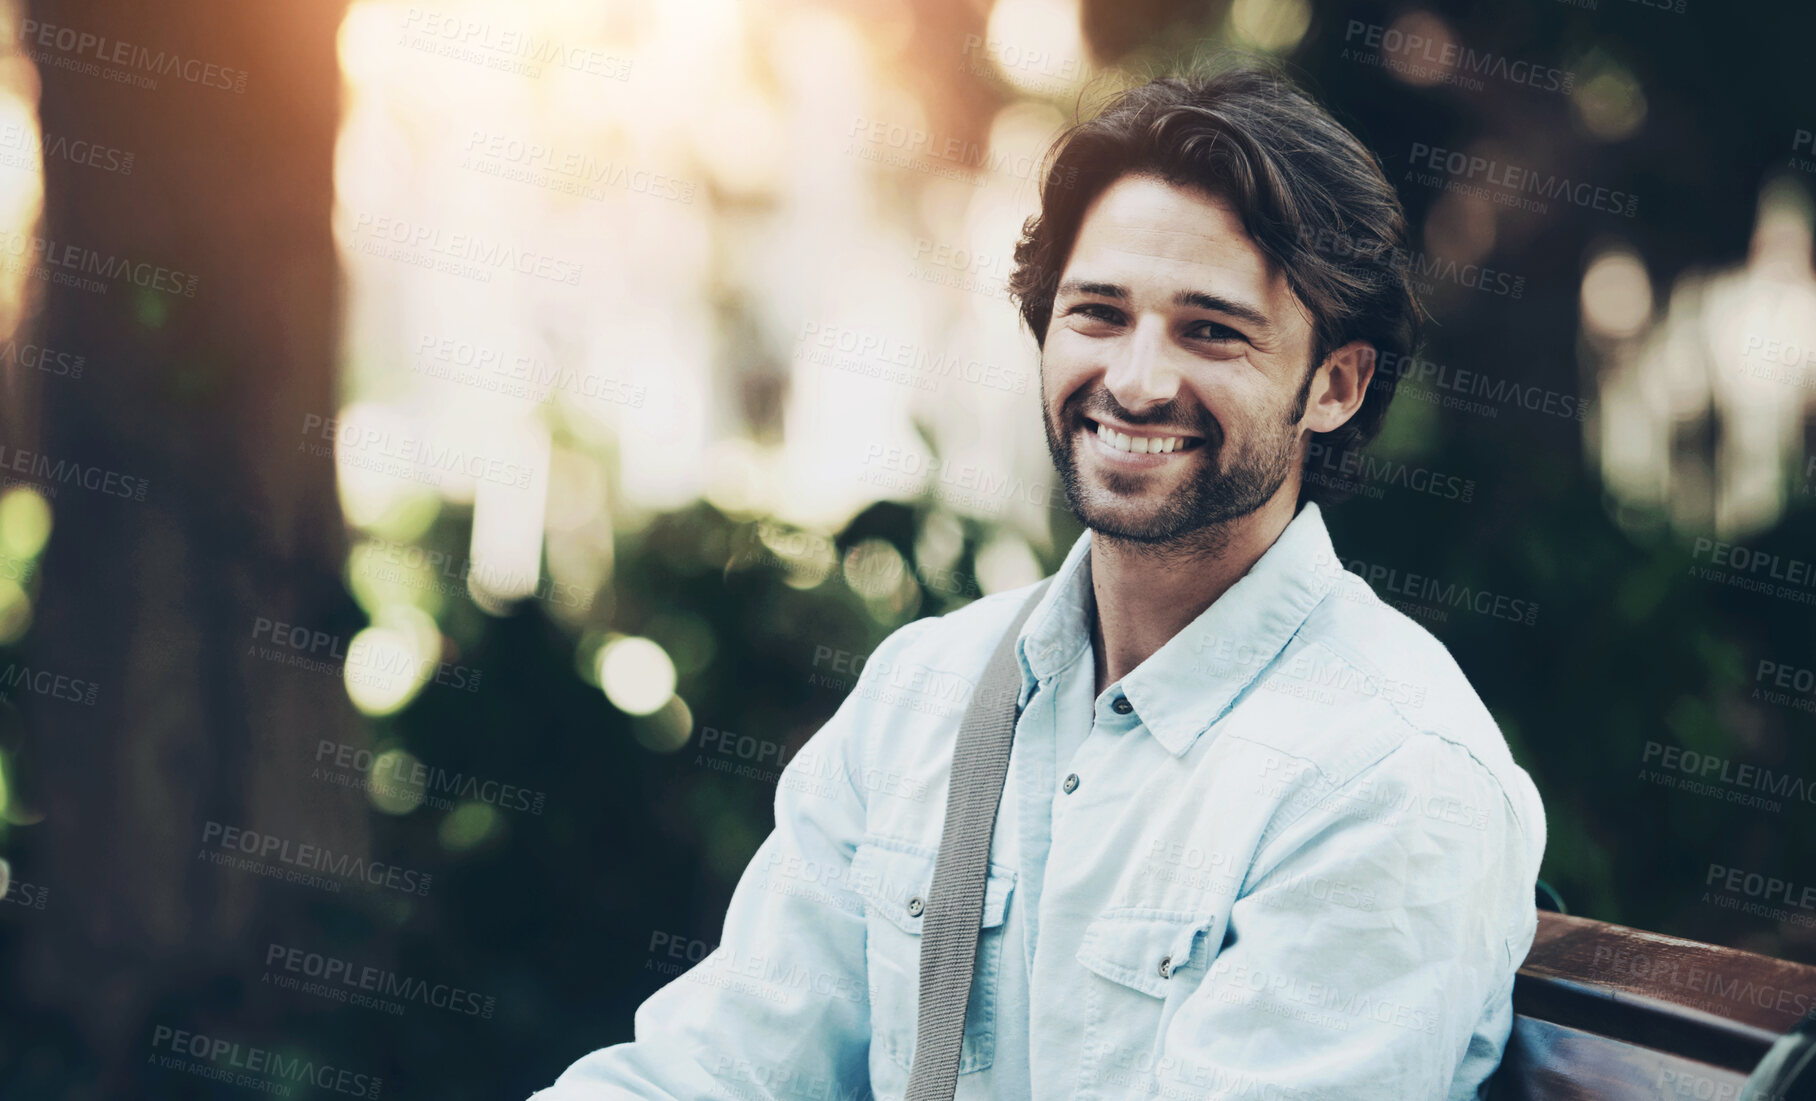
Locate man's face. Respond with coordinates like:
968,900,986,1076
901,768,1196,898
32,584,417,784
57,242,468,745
1040,173,1323,545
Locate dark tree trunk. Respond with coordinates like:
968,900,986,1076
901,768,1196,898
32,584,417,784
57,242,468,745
9,0,363,1089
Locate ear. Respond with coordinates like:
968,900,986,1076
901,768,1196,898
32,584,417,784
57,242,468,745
1300,340,1376,435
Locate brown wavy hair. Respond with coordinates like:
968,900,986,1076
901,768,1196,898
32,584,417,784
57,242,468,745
1009,61,1423,506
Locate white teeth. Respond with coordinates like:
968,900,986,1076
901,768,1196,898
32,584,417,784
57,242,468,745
1091,421,1190,454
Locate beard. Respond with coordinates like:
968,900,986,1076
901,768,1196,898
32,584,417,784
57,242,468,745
1042,382,1302,549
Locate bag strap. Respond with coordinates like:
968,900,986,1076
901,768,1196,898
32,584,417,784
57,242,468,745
905,577,1053,1101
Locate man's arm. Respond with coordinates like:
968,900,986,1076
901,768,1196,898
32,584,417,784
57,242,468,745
531,618,938,1100
1156,734,1545,1100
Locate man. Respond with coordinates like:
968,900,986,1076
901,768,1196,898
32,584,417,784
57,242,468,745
536,64,1546,1100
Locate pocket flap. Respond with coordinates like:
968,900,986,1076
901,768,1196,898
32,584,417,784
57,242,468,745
1076,908,1217,998
851,840,1016,936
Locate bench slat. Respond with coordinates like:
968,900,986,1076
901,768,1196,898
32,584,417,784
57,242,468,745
1491,912,1816,1100
1523,913,1816,1037
1492,1017,1753,1101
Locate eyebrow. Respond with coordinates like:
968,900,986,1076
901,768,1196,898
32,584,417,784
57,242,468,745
1056,280,1275,335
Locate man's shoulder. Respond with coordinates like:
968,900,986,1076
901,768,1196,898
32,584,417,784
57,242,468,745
871,580,1047,672
1300,568,1494,727
1275,566,1545,842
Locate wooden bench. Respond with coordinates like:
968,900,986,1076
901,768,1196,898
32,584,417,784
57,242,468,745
1490,911,1816,1099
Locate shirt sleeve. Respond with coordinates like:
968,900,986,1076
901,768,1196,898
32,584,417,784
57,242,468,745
530,617,938,1101
1154,734,1544,1101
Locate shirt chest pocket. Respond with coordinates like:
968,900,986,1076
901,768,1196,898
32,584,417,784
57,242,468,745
851,841,1016,1075
1073,908,1225,1092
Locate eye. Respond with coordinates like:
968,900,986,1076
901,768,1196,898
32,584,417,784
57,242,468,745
1066,302,1125,326
1187,320,1248,344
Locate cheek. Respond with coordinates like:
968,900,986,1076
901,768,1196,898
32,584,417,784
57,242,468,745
1040,335,1098,404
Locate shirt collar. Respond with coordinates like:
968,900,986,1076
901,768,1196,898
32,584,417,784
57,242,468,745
1014,526,1096,704
1015,502,1339,756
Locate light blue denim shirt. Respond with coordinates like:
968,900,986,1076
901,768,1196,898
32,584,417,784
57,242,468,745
535,502,1548,1100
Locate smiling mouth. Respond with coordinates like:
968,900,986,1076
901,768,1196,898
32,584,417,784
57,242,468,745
1082,417,1205,456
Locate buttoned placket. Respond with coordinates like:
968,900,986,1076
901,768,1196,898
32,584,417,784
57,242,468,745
1054,687,1141,807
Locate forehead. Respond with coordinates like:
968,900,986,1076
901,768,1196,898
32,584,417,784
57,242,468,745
1065,174,1285,300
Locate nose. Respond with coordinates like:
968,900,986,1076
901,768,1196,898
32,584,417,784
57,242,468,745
1102,314,1181,413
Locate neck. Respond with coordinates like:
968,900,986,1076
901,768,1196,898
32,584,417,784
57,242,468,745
1088,488,1302,697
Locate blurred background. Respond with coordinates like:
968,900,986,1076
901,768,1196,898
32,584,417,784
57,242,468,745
0,0,1814,1095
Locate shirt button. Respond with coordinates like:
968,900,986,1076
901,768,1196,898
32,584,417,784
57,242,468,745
1112,696,1133,715
1062,773,1079,794
1158,955,1173,979
907,896,924,918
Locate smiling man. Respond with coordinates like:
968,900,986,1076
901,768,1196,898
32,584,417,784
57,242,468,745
536,64,1546,1101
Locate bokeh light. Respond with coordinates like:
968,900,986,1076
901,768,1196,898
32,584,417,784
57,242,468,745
631,694,695,753
0,578,30,646
597,635,677,716
438,801,502,852
1572,57,1647,142
0,487,51,560
366,748,427,815
1582,247,1653,340
1228,0,1312,54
